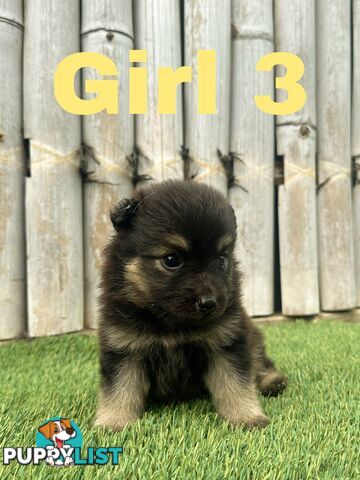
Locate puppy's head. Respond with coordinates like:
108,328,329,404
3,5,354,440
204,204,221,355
38,419,75,447
106,180,238,328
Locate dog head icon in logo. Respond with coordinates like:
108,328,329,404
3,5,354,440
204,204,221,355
38,418,75,448
36,417,82,466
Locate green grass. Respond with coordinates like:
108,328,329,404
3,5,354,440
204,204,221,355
0,320,359,479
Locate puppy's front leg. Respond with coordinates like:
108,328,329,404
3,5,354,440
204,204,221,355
205,353,269,429
95,352,149,431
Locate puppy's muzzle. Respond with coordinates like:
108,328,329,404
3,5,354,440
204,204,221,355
196,295,217,314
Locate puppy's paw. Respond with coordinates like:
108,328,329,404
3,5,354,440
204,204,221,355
94,409,140,431
242,415,270,430
64,457,74,466
45,457,55,466
220,408,270,430
258,371,288,397
224,414,270,430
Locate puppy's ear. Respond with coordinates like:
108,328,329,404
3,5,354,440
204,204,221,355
38,422,51,439
60,418,71,429
110,198,140,231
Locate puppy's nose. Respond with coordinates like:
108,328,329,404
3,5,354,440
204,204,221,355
66,427,74,435
197,295,217,313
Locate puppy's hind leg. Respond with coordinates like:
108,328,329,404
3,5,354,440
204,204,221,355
95,350,149,431
252,327,287,397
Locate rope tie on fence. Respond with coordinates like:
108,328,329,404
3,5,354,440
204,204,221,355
190,156,228,183
285,162,316,184
319,160,351,178
0,147,24,170
317,160,351,189
138,157,183,181
234,163,273,184
87,152,133,180
30,142,80,170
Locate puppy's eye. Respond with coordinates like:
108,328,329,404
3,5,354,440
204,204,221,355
54,428,58,433
219,255,228,269
161,254,183,270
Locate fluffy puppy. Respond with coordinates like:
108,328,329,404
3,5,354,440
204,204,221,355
95,180,287,431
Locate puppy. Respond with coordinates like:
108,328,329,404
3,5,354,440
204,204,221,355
95,180,287,431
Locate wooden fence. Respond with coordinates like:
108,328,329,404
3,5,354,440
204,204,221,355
0,0,359,339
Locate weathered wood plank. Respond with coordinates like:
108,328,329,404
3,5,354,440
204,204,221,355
275,0,319,315
277,126,319,315
0,0,25,339
184,0,231,194
82,0,134,328
24,0,83,336
352,0,360,307
316,0,356,310
229,0,274,316
134,0,184,184
81,0,133,33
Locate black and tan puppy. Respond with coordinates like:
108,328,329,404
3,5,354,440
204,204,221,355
95,180,287,430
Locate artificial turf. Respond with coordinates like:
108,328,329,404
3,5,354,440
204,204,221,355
0,320,359,479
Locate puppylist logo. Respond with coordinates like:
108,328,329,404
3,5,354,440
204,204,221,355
3,417,122,467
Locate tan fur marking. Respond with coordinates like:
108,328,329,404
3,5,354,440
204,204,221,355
144,234,190,257
95,358,149,431
164,234,190,251
101,325,157,353
102,315,241,354
217,234,234,252
146,246,177,257
123,258,151,306
205,355,268,427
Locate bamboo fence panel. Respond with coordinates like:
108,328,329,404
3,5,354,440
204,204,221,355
82,0,134,328
229,0,274,316
1,1,360,340
134,0,184,184
316,0,356,311
24,0,83,336
0,0,25,339
275,0,319,315
184,0,230,194
352,0,360,307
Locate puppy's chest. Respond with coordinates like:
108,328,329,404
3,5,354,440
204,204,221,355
145,343,209,402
